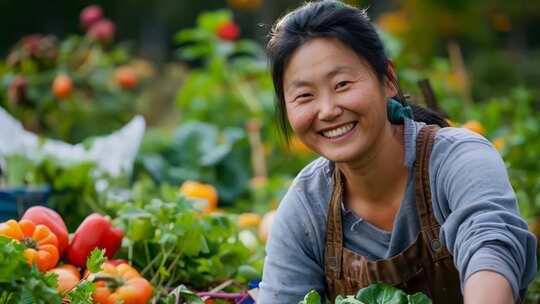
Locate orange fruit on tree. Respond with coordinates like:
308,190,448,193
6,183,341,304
115,66,138,90
52,74,73,99
461,120,486,136
179,181,218,213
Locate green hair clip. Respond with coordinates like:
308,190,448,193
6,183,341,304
333,1,346,9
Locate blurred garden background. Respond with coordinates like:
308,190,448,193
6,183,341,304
1,0,540,303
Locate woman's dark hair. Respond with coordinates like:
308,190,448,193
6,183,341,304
266,0,448,141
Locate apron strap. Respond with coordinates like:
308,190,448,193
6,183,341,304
413,124,450,261
324,168,345,279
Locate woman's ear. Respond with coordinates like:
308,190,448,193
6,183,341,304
383,60,399,98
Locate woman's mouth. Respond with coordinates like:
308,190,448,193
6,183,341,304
320,122,357,139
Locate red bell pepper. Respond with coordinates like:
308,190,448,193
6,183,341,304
22,206,70,257
67,213,123,268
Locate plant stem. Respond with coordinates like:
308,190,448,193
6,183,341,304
156,252,182,292
144,241,155,277
151,245,173,285
141,251,163,276
128,241,133,265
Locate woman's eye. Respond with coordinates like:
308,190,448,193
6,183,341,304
295,93,312,101
335,81,350,90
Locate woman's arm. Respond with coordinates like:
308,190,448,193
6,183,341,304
258,186,326,304
464,271,513,304
429,128,537,302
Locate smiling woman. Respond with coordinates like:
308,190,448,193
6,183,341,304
283,37,397,163
259,1,537,304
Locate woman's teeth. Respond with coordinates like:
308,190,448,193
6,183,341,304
322,123,355,138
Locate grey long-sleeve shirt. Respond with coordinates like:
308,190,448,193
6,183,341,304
259,118,537,303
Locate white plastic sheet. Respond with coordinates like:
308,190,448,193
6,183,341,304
0,106,145,177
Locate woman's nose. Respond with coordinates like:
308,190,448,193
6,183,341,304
317,95,343,121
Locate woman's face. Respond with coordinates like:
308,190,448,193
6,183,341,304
283,37,397,163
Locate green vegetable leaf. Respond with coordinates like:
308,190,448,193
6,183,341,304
0,236,28,283
355,284,407,304
18,264,62,304
336,295,366,304
407,293,432,304
169,285,203,304
86,248,107,273
66,281,95,304
298,290,321,304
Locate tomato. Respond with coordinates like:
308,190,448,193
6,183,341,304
48,264,80,292
115,66,139,89
216,22,240,41
52,74,73,99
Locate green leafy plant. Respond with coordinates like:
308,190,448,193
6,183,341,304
299,284,432,304
174,10,274,128
171,9,318,209
0,236,61,304
136,121,251,205
112,179,260,301
0,236,108,304
64,248,107,304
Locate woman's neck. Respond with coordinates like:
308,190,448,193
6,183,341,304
337,123,407,209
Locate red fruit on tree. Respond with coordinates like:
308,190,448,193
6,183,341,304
80,5,103,29
87,19,115,43
52,74,73,99
115,66,138,89
216,21,240,41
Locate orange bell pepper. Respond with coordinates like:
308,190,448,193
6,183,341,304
0,219,59,271
48,264,81,292
90,262,153,304
179,181,218,214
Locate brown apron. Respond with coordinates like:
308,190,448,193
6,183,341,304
324,125,463,303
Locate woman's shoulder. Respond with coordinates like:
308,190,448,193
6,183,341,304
292,157,334,197
295,156,333,182
406,119,496,162
434,125,493,147
430,124,499,167
279,157,335,216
